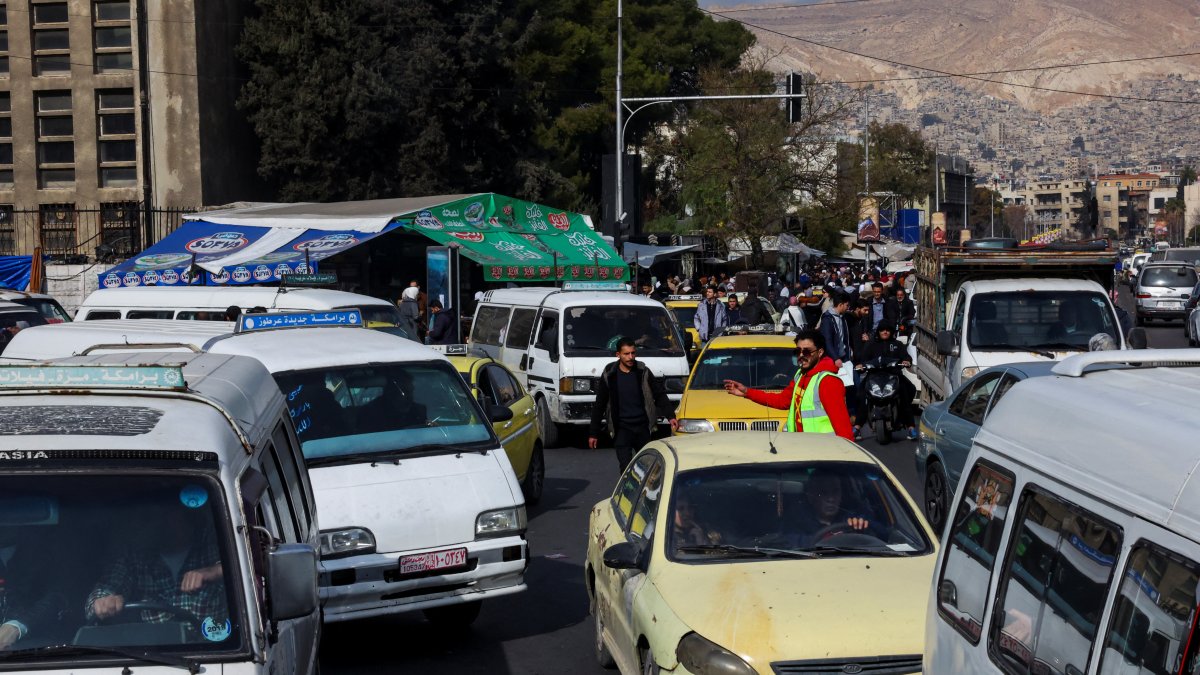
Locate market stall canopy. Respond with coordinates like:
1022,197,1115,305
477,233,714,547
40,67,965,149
622,242,699,268
97,194,626,287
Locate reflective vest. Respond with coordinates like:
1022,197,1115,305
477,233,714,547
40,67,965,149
783,370,835,433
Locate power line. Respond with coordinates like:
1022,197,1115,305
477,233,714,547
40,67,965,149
699,7,1200,106
710,0,886,14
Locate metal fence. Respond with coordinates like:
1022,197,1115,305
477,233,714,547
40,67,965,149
0,203,194,263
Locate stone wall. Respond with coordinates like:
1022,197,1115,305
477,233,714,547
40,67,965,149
45,263,101,318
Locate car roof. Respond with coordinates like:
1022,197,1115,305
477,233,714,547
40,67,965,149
977,350,1200,539
480,287,667,310
2,320,234,361
1142,260,1195,268
972,361,1060,380
206,326,447,372
81,286,396,309
0,289,56,301
446,354,498,371
12,352,284,447
0,301,36,312
961,278,1107,292
657,431,878,472
703,334,796,349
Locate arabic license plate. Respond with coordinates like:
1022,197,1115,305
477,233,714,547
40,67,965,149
1160,300,1183,308
400,547,468,574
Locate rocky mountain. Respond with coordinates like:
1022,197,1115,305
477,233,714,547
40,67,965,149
713,0,1200,114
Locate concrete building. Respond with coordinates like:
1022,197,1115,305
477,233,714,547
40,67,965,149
1096,173,1161,239
1021,178,1090,236
0,0,259,259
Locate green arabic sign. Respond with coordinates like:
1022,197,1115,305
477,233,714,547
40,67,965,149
398,194,628,282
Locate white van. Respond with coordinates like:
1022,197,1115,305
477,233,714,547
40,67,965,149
206,310,527,626
925,349,1200,674
2,319,234,361
470,288,690,446
76,286,404,326
0,354,321,673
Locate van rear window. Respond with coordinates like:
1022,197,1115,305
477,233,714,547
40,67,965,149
0,405,163,435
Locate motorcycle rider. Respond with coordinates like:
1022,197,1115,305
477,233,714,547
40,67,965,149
853,324,918,441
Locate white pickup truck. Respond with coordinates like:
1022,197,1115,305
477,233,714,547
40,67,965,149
912,240,1144,402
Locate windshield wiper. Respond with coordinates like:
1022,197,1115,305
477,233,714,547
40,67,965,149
676,544,816,559
799,544,910,557
973,343,1055,359
0,644,199,673
306,444,475,467
1035,342,1088,352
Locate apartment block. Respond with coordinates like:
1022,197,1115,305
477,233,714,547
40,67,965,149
1021,178,1090,235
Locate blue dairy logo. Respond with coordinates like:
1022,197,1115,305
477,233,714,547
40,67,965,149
186,232,248,254
201,617,231,642
179,485,209,509
232,267,252,283
103,273,122,288
253,265,273,281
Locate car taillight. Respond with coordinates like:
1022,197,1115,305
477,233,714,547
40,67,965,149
1136,293,1151,299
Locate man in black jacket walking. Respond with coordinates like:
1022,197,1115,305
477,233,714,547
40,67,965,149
588,338,678,470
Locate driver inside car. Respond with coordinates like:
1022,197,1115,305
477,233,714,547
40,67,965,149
85,499,226,629
794,470,880,546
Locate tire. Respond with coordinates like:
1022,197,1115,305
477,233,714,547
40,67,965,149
536,396,559,449
641,646,661,675
925,461,949,534
594,604,616,669
522,443,546,505
423,601,482,627
872,417,890,445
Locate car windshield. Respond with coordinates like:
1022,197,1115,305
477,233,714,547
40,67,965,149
274,360,494,463
967,291,1118,351
11,298,70,323
563,305,684,357
689,348,796,390
0,474,241,662
1140,266,1197,288
668,462,930,561
670,306,697,327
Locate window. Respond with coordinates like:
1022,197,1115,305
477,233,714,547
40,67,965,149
612,454,655,528
627,458,664,548
32,4,70,77
96,88,136,187
83,309,121,320
471,305,511,347
505,307,537,349
36,91,74,189
33,3,69,23
1103,195,1111,202
1099,542,1200,674
258,447,301,543
937,461,1016,642
125,310,174,319
482,365,520,407
0,92,9,188
38,203,76,252
37,91,71,112
0,26,8,77
94,1,132,75
949,372,1003,426
270,423,313,539
534,311,559,354
37,115,72,136
0,205,14,254
989,488,1122,674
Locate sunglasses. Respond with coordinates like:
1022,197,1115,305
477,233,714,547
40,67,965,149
795,347,820,357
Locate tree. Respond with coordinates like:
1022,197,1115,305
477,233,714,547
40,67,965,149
838,122,935,204
968,187,1005,238
1177,166,1197,203
649,61,854,266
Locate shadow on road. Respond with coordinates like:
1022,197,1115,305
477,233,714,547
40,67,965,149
530,476,590,514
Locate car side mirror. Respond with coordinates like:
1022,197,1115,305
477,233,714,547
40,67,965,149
268,544,319,621
936,330,959,356
1127,327,1148,350
938,579,958,608
487,404,514,422
602,542,642,570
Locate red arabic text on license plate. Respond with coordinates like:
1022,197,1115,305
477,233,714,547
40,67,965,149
400,547,468,574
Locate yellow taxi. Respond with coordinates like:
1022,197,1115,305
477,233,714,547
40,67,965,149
664,295,702,359
674,333,797,434
585,431,936,674
447,350,544,504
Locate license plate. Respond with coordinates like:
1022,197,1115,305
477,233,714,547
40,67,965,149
1160,300,1183,308
400,547,468,574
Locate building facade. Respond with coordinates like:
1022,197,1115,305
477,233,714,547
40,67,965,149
0,0,259,260
1096,173,1162,239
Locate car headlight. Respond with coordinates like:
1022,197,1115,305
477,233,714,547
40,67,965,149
319,527,376,559
476,506,527,539
676,632,757,675
961,366,980,380
663,376,686,394
676,418,715,434
559,377,595,394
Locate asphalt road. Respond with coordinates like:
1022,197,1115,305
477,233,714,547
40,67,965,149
321,300,1187,674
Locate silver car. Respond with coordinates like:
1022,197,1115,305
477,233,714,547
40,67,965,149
1186,280,1200,346
1134,262,1197,325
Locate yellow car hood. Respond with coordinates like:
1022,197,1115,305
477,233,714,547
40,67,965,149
679,389,791,422
651,555,933,668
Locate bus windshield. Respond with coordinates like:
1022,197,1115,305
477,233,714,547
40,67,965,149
274,360,495,464
563,306,684,357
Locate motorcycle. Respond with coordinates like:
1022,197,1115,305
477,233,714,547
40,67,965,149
857,355,908,445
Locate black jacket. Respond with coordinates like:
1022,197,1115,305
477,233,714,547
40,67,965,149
589,360,676,437
860,336,909,363
428,310,456,345
739,294,771,325
868,297,902,333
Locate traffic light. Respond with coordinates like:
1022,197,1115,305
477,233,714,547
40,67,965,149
787,72,805,124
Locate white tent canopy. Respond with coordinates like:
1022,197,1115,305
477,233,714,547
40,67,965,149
621,242,699,268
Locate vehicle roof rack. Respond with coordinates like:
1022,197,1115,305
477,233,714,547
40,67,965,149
1051,349,1200,377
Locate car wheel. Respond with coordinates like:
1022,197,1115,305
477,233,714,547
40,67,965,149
925,461,949,534
522,443,546,505
423,601,482,627
873,418,890,445
641,646,661,675
536,396,559,449
594,605,616,669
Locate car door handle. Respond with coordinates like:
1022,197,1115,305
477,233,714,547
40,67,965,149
519,354,529,370
503,421,513,429
528,357,535,368
524,408,535,416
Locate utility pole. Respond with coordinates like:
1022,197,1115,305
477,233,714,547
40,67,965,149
614,0,624,252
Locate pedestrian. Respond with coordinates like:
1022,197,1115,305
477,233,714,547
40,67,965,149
722,329,853,439
818,291,852,369
408,280,428,339
767,289,787,314
693,285,727,342
896,287,916,337
588,338,678,470
739,284,770,325
781,296,807,335
725,295,742,325
398,286,421,336
426,299,456,345
868,282,901,332
223,305,241,322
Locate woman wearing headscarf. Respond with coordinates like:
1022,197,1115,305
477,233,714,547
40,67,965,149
398,286,421,337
